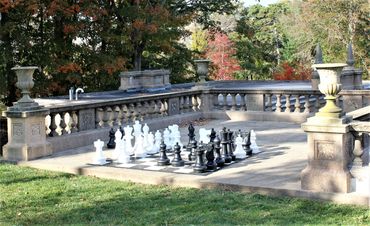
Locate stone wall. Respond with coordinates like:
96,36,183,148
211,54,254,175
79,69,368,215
119,70,171,92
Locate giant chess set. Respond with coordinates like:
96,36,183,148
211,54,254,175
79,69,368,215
90,120,261,174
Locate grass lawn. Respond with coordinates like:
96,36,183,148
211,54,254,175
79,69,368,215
0,163,369,225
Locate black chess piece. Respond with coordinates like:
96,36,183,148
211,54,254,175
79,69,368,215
107,128,116,149
193,142,207,173
214,135,225,167
158,141,170,166
120,126,125,139
186,123,196,152
171,142,185,167
245,131,253,156
220,128,231,163
205,143,217,170
209,128,216,143
228,129,236,161
188,139,197,161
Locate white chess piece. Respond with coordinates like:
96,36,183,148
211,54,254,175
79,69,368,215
199,128,211,144
142,123,150,152
163,128,171,149
250,130,261,154
234,134,245,159
93,139,106,165
112,130,122,159
117,138,130,164
124,125,134,155
134,134,146,158
154,130,162,153
146,132,155,154
133,120,142,137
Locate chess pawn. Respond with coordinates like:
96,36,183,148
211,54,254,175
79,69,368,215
93,139,106,165
146,132,155,154
227,129,236,161
133,120,142,136
220,128,231,163
188,139,197,161
153,130,162,153
171,142,185,167
233,134,245,159
163,128,171,149
107,128,116,149
214,135,225,167
205,143,217,170
193,142,207,173
250,130,261,154
112,129,123,159
210,128,216,143
158,141,170,166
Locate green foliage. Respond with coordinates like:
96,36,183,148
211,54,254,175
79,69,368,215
234,3,289,80
0,163,369,225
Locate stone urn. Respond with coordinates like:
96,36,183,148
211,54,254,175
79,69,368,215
11,66,40,109
194,59,210,84
312,63,347,118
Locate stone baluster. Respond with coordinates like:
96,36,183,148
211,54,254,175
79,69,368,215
143,101,150,120
284,94,291,112
59,112,68,135
122,104,130,123
118,105,125,125
69,110,78,132
130,103,138,122
49,113,59,137
304,95,310,113
113,106,120,126
265,94,272,112
95,108,103,128
231,93,237,111
179,96,184,114
275,94,282,112
191,95,199,112
196,95,202,111
353,132,365,167
159,100,167,116
136,102,143,121
294,95,301,113
182,96,188,113
102,107,111,127
222,94,228,110
188,95,193,112
240,93,246,111
152,100,160,118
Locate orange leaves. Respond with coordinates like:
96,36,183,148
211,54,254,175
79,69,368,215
0,0,15,13
63,23,84,35
273,62,311,80
57,63,82,74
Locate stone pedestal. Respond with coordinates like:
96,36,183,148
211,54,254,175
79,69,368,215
301,120,353,193
2,108,52,161
119,70,171,92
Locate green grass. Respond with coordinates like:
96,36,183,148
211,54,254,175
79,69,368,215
0,163,369,225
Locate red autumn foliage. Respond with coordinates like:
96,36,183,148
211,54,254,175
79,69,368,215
57,63,82,74
206,33,241,80
273,62,311,80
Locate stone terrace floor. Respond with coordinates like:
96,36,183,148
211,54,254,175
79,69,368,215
20,119,370,206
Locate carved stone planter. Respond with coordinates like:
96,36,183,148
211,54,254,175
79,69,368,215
194,59,210,84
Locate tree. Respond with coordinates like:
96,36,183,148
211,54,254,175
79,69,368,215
233,3,289,80
206,32,240,80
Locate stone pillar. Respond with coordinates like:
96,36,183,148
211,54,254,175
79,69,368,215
301,122,353,193
301,63,353,193
200,89,213,112
353,68,363,90
2,66,51,161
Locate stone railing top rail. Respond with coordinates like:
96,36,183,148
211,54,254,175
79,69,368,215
35,89,202,112
347,106,370,120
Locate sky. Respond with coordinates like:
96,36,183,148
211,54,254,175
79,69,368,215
243,0,279,7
